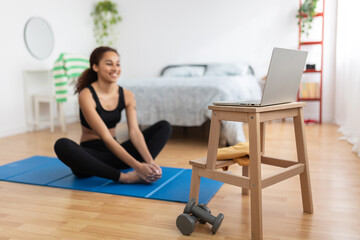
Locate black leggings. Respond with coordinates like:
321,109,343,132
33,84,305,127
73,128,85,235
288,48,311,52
54,120,172,182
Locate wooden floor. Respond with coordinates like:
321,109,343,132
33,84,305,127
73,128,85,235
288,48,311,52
0,121,359,239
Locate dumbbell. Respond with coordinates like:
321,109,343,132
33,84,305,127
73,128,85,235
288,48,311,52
197,203,211,224
176,213,198,235
183,198,224,234
176,203,212,235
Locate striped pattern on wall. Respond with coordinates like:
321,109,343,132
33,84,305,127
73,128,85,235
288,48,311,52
52,53,89,102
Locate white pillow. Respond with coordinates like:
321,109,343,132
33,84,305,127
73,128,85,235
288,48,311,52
162,66,206,77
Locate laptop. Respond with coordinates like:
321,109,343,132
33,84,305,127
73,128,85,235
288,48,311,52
213,47,308,107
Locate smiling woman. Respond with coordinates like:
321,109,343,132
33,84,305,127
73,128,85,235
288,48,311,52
53,46,172,184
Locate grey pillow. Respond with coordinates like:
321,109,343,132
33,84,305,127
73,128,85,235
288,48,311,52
205,63,251,76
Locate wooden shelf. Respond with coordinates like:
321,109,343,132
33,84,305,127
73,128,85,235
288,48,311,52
300,41,323,45
298,98,321,101
304,69,322,73
299,12,324,18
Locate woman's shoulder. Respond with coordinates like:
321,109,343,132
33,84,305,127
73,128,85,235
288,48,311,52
78,86,95,105
79,86,91,98
122,88,135,106
121,87,133,97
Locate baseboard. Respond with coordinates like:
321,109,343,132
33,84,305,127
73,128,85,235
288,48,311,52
0,117,80,139
61,116,79,125
0,125,28,138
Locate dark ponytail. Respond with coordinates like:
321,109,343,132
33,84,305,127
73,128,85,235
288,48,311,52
75,68,97,94
75,46,119,94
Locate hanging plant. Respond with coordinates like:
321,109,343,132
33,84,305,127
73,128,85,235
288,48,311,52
296,0,319,37
91,0,122,46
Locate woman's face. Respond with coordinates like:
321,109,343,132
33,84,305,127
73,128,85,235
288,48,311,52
93,51,121,83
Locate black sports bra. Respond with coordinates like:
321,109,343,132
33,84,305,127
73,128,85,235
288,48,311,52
80,85,125,129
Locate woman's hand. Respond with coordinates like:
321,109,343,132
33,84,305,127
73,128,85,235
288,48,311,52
149,161,162,174
135,162,162,183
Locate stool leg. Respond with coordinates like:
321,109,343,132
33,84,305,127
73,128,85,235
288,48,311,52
34,98,40,131
58,102,66,132
190,111,221,203
248,113,263,240
189,167,201,203
242,166,249,195
206,111,221,170
260,122,266,155
293,109,313,214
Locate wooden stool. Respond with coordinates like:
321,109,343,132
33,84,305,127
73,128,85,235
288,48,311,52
189,102,313,240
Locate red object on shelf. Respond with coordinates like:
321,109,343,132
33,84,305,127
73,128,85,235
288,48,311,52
297,0,324,124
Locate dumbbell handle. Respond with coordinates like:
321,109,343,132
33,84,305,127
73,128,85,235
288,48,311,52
191,205,216,224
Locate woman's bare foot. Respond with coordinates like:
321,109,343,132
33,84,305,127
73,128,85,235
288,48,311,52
119,171,148,184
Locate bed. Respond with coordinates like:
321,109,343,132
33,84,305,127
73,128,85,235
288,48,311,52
118,63,262,145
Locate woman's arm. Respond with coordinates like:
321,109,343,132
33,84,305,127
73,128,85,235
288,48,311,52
79,88,159,182
124,89,162,175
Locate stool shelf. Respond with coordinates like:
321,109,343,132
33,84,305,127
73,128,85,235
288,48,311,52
189,157,235,169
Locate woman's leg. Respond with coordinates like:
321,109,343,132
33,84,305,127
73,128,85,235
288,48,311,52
120,120,172,162
54,138,121,181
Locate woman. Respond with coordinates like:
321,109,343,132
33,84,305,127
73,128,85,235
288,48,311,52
54,46,171,184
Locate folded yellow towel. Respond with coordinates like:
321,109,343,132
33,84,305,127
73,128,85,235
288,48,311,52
217,142,250,170
233,156,249,166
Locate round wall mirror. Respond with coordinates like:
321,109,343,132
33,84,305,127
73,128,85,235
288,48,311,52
24,17,54,60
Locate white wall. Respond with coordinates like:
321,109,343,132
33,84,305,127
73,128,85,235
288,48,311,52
116,0,299,79
0,0,338,138
115,0,337,122
0,0,97,137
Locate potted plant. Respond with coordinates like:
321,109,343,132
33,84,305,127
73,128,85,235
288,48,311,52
296,0,319,36
91,0,122,46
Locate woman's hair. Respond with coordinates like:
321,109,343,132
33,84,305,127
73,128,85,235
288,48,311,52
75,46,119,94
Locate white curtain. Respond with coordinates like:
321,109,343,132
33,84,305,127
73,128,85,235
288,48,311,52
335,0,360,157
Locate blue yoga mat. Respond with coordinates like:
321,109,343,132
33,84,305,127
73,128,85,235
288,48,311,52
0,156,223,204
